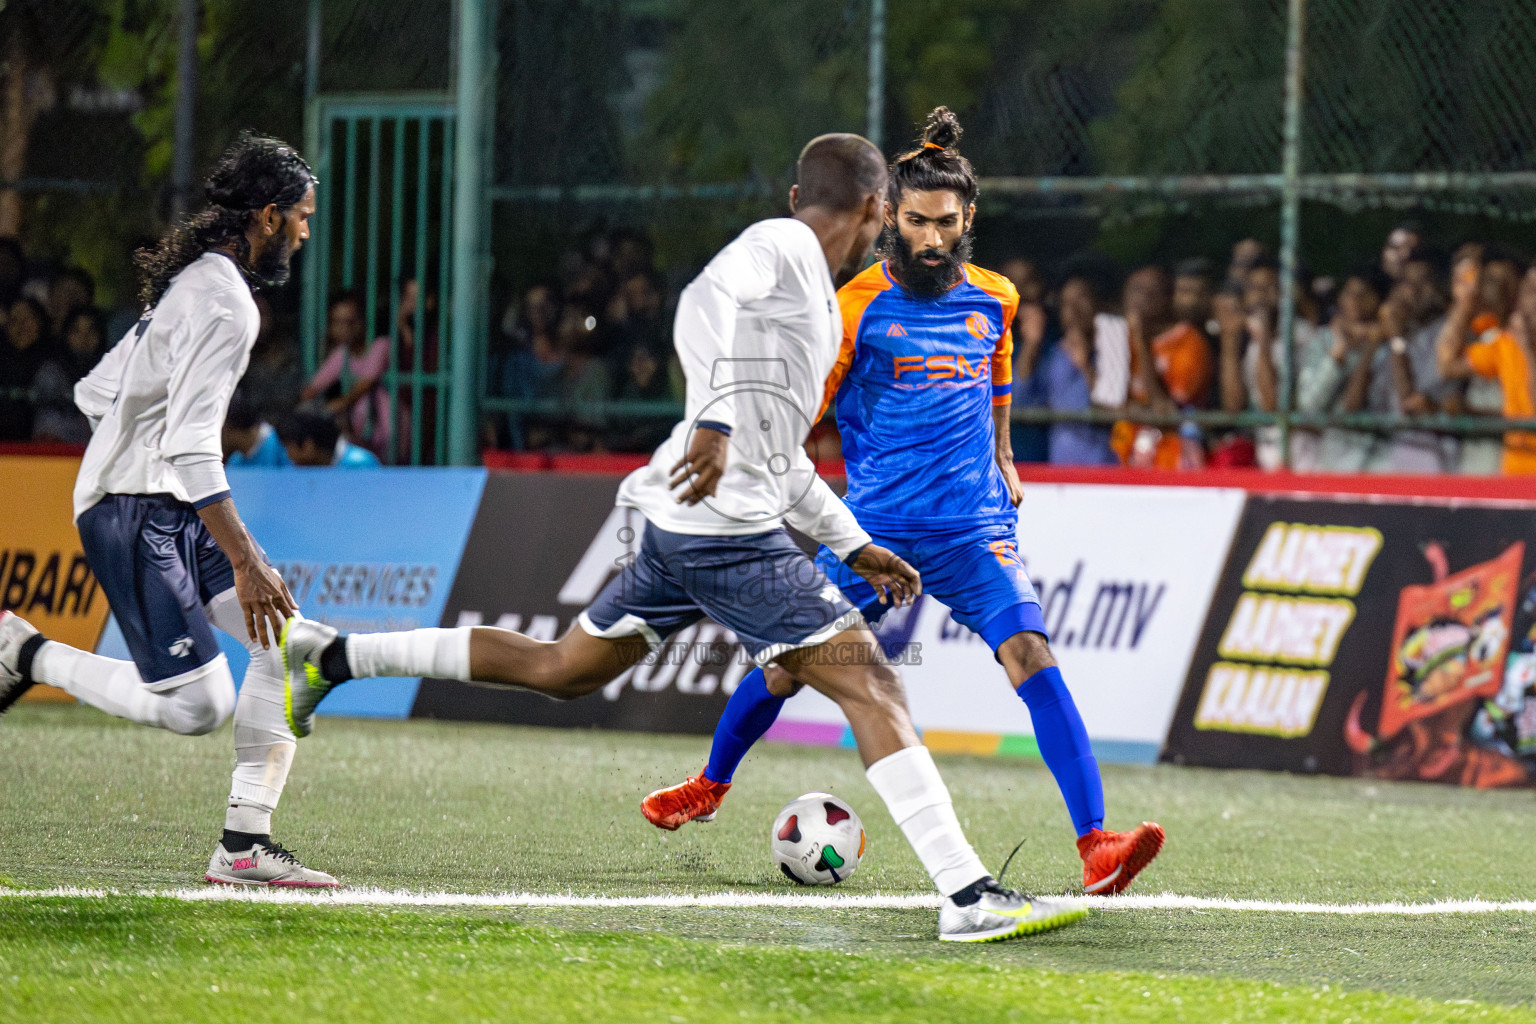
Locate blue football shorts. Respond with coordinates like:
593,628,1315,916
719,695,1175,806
814,521,1047,652
580,521,860,665
76,493,242,684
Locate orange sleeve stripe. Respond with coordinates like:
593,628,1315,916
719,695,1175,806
991,326,1014,387
820,265,891,420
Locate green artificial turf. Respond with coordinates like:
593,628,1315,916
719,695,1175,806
3,899,1532,1024
3,703,1535,1022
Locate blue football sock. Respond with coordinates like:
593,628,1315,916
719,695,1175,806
702,667,785,784
1016,666,1105,837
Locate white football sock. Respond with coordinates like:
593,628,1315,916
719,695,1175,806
206,590,296,835
225,671,294,833
32,641,235,735
865,744,990,898
346,627,472,681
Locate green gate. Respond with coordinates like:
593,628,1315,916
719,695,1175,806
300,94,456,465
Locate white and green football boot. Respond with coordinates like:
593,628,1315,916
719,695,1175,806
281,616,341,738
938,879,1087,942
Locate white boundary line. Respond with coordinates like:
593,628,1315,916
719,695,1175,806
3,887,1535,915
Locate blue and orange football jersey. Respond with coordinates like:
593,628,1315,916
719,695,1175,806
820,261,1019,532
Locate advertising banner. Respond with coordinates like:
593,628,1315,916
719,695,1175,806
1162,495,1536,787
93,467,486,719
414,476,1244,763
1,456,110,701
770,484,1247,763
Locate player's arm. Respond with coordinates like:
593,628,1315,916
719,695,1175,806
992,400,1023,507
989,294,1023,507
668,230,780,504
1436,267,1482,381
163,293,295,646
1127,312,1174,412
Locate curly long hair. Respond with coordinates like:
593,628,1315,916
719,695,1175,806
133,131,316,307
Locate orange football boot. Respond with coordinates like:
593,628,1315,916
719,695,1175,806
1077,822,1165,895
641,770,732,831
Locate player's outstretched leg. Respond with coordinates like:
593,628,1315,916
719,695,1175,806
1000,631,1164,894
280,616,651,736
779,626,1085,942
0,611,235,734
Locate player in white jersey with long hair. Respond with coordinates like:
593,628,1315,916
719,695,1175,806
0,132,336,887
279,133,1086,941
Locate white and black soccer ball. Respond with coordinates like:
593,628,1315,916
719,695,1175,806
771,792,865,885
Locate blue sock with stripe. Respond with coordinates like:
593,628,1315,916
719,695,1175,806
702,667,784,784
1015,666,1105,836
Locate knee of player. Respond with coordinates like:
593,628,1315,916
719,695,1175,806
1003,630,1056,678
166,674,236,735
763,665,802,699
522,651,605,701
835,663,907,712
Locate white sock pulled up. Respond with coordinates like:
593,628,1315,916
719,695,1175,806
345,627,473,681
205,587,296,835
865,744,990,898
225,672,295,834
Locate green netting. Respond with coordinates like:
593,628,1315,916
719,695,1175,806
1304,0,1536,176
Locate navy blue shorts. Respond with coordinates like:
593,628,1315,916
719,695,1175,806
77,493,239,684
815,521,1047,653
580,522,859,665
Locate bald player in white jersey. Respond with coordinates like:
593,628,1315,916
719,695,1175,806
279,133,1086,942
0,133,335,887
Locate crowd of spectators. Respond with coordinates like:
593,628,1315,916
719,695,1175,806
0,234,395,470
489,219,1536,476
486,228,678,454
0,244,119,447
6,219,1536,477
1006,222,1536,476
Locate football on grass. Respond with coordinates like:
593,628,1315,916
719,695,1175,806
771,792,865,885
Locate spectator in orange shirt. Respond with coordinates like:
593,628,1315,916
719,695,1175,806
1437,250,1536,475
1113,265,1213,468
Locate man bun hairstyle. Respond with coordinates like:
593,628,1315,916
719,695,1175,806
794,133,888,213
134,131,317,307
889,106,979,208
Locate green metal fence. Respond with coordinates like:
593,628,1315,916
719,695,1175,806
301,94,457,464
308,0,1536,466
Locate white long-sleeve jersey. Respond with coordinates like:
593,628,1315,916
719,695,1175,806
72,252,259,521
616,218,871,560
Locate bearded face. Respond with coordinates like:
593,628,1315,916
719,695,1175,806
248,225,294,290
878,189,974,297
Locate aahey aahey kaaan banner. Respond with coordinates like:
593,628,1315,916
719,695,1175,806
1163,495,1536,788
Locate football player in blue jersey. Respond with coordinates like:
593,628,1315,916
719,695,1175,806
643,108,1164,896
